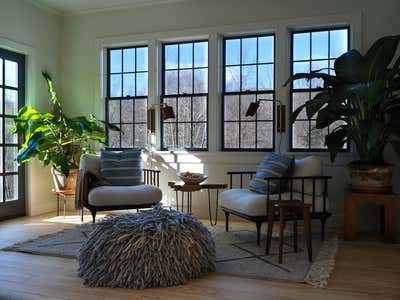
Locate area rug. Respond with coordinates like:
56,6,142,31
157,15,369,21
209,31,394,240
2,221,337,288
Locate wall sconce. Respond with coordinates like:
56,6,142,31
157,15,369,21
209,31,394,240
245,98,286,133
147,103,175,133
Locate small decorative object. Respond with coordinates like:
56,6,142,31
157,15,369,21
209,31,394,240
147,103,175,133
12,72,119,191
178,171,208,185
285,35,400,192
77,207,215,289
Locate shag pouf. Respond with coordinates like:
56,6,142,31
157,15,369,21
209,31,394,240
77,207,215,289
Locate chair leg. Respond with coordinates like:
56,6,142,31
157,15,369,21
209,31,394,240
303,206,313,262
91,210,97,223
320,216,327,241
293,210,298,253
256,221,262,246
81,206,84,222
225,211,230,232
266,205,274,254
278,207,285,264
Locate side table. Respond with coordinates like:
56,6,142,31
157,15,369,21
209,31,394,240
168,181,228,226
344,190,397,242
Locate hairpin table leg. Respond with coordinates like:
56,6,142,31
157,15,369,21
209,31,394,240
208,189,219,226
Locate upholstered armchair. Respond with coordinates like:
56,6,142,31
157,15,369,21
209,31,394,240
76,154,162,223
220,156,332,245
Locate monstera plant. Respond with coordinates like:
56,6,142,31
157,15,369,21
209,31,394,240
12,72,119,190
285,35,400,191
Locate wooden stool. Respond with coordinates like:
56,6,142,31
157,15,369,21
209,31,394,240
266,200,312,264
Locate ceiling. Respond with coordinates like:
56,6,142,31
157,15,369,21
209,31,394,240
29,0,186,15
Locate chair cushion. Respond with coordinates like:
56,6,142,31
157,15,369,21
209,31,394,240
80,154,101,176
292,156,324,195
88,184,162,207
100,149,142,186
249,152,294,194
221,189,328,217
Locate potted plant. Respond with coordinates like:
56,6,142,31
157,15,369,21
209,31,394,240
285,35,400,192
12,72,119,191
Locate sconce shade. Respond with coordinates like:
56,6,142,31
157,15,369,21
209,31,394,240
163,105,175,120
147,108,156,133
245,101,260,117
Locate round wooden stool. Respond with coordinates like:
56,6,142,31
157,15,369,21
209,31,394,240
265,200,312,264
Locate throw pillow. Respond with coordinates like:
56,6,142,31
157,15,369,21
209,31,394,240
100,149,142,186
291,156,324,195
249,152,294,194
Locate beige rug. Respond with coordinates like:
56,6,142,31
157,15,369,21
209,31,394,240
3,222,337,288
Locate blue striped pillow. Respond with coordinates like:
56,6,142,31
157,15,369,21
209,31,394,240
100,149,142,186
249,153,294,194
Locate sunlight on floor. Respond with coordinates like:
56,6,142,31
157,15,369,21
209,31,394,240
41,214,107,225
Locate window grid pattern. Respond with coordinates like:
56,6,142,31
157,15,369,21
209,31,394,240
290,27,350,151
161,40,208,150
222,34,275,151
106,46,148,149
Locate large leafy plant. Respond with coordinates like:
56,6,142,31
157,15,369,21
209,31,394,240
285,35,400,163
12,72,119,176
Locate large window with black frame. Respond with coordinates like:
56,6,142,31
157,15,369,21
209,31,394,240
161,40,208,150
222,34,275,151
290,27,349,150
106,46,148,149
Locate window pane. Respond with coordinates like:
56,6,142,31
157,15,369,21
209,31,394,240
179,43,193,68
293,33,310,61
5,89,18,115
193,96,207,122
135,98,147,123
0,59,3,85
108,129,120,148
123,73,135,97
311,31,328,59
136,47,148,71
177,97,191,122
225,66,240,92
293,62,310,89
136,72,148,96
292,121,310,149
258,64,274,90
135,124,147,148
310,120,328,148
123,48,135,72
194,68,207,93
329,59,336,75
108,100,120,123
193,123,207,148
257,122,273,149
241,65,256,91
5,175,18,201
178,123,191,148
163,123,176,148
224,122,239,148
121,124,134,148
165,70,178,95
311,60,328,88
241,94,256,121
330,29,348,58
0,89,2,114
5,60,18,87
110,74,122,97
194,42,208,67
165,44,178,69
5,118,17,144
242,37,257,64
121,99,133,123
257,94,273,120
240,122,256,148
292,92,309,119
224,95,239,121
258,36,274,63
5,147,18,172
110,49,122,73
225,39,240,65
179,69,193,94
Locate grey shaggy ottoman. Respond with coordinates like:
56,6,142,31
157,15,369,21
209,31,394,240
77,207,215,289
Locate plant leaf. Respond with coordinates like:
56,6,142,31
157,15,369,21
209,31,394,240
289,104,306,124
325,127,349,162
305,91,330,119
334,49,363,83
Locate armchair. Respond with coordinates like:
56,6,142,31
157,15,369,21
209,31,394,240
221,156,332,245
76,154,162,223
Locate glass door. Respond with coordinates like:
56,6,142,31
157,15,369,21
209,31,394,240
0,47,25,220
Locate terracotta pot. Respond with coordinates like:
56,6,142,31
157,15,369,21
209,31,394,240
51,167,78,192
349,161,393,193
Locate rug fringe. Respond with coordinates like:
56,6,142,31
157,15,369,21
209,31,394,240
304,236,338,288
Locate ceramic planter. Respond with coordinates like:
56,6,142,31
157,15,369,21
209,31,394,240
349,162,393,193
51,167,78,192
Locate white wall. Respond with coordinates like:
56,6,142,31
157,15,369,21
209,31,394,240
46,0,400,231
0,0,61,216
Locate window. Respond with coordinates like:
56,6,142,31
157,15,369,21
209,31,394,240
106,46,148,149
290,27,349,150
161,40,208,150
222,35,275,151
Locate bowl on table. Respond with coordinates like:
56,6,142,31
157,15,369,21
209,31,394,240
178,172,208,185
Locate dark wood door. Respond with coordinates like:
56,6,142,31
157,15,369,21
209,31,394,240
0,47,25,220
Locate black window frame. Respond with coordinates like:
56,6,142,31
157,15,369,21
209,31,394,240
222,33,276,152
160,39,209,151
289,26,350,152
105,45,149,149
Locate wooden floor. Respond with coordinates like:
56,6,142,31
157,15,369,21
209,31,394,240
0,212,399,300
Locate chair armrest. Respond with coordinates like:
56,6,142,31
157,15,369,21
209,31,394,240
227,171,256,189
143,169,160,187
